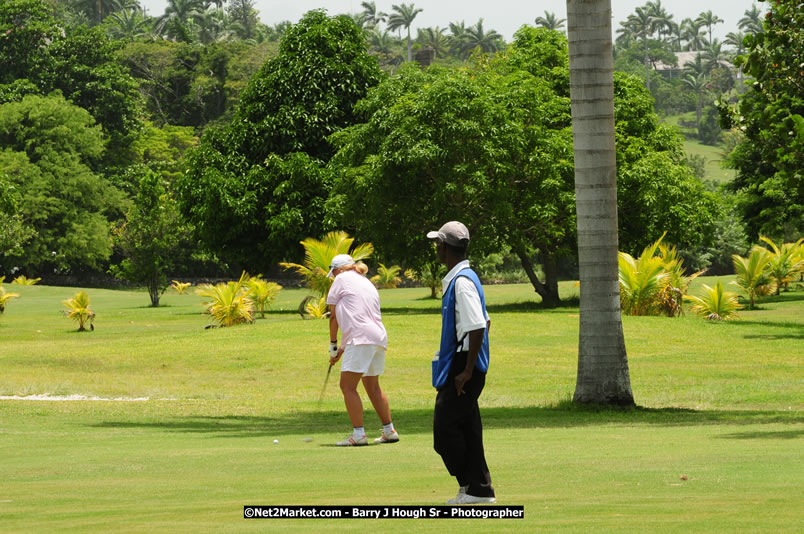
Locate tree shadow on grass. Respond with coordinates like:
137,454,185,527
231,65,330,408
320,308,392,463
89,405,803,440
717,429,804,440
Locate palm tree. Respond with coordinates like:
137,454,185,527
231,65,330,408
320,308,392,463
462,19,503,55
534,11,566,31
370,264,403,289
360,1,387,29
731,248,775,309
0,286,20,314
646,0,674,44
226,0,257,40
567,0,634,406
106,7,151,41
197,7,234,44
196,271,255,327
702,39,728,72
387,3,423,62
738,4,764,35
155,0,205,41
247,276,282,318
622,7,658,89
696,10,724,45
683,72,708,132
416,27,449,58
448,20,469,57
685,281,742,320
280,231,374,298
681,18,706,51
726,31,747,92
759,237,804,295
71,0,129,26
63,291,95,331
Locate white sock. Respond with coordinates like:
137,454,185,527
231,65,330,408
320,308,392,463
383,422,395,434
352,426,365,440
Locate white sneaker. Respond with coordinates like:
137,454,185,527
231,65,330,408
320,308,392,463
446,486,468,504
373,430,399,444
336,434,367,446
456,493,496,504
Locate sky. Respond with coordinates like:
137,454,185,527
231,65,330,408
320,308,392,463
139,0,764,43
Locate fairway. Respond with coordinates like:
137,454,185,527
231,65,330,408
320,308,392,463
1,281,802,532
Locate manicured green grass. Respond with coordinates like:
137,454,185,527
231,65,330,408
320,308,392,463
1,281,802,532
662,113,736,183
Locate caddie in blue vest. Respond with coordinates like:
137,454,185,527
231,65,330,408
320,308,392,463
427,221,495,505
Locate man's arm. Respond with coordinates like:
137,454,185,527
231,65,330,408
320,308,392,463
328,305,341,364
454,327,484,395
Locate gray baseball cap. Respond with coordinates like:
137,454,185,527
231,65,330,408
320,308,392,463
426,221,470,247
327,254,355,277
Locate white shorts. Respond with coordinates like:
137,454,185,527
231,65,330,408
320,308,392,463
340,344,386,376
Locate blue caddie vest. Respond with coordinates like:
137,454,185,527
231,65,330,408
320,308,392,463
432,268,490,389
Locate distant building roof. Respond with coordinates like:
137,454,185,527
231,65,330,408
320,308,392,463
655,51,733,71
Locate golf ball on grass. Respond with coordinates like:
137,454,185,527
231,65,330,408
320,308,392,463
273,439,279,444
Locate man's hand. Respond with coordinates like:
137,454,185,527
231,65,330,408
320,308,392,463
454,369,473,396
329,341,339,359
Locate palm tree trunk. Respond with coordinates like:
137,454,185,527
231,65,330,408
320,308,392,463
643,37,651,90
566,0,634,406
407,27,413,62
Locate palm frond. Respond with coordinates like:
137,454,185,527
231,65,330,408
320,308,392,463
684,281,742,320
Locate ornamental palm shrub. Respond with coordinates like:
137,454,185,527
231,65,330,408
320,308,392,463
63,291,95,331
655,242,706,317
171,281,192,294
280,231,373,298
303,296,329,319
404,261,446,299
11,275,40,285
731,248,775,309
759,236,803,294
618,235,670,316
247,276,282,318
684,281,742,320
0,285,20,313
371,263,402,289
195,271,254,327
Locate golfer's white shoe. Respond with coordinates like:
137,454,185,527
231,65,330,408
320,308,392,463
455,493,496,504
336,434,367,446
446,486,468,504
373,430,399,444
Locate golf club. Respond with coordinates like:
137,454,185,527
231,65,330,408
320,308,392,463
318,362,334,405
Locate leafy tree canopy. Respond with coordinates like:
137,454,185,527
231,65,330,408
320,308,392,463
0,93,126,273
327,26,721,305
177,10,383,269
722,0,803,240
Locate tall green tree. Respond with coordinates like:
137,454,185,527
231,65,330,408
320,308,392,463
696,10,724,45
0,93,125,272
387,2,422,62
738,4,764,35
111,166,191,307
0,175,35,261
567,0,634,405
722,0,803,240
177,10,382,269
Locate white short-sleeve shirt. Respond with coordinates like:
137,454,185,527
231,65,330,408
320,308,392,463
327,270,388,349
441,260,489,351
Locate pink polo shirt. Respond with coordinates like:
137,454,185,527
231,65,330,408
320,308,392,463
326,270,388,349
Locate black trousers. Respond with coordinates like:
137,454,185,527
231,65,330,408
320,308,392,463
433,351,494,497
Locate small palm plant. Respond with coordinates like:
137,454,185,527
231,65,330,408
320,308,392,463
371,263,403,289
247,275,282,318
404,261,446,299
731,247,775,309
303,296,329,319
684,281,742,320
171,280,192,294
759,236,804,294
618,237,669,316
63,291,95,331
0,285,21,313
195,271,254,327
656,242,706,317
280,231,373,318
11,275,40,285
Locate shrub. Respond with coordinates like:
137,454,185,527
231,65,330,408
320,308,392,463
196,271,254,327
247,276,282,318
11,275,40,285
63,291,95,331
0,285,20,313
731,248,775,309
371,264,402,289
171,281,192,294
684,281,742,320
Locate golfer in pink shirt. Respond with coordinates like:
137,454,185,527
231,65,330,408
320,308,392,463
327,254,399,446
